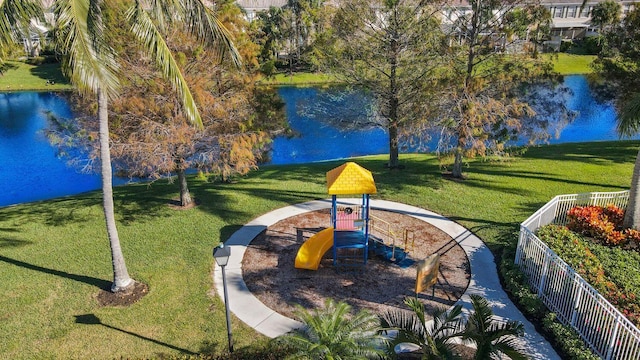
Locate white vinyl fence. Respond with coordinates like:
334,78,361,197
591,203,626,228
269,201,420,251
515,190,640,359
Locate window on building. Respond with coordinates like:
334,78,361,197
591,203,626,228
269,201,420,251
580,6,590,17
567,6,576,18
554,7,564,18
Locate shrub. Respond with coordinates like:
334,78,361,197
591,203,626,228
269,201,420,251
582,35,603,55
567,204,630,246
537,225,640,325
560,40,573,52
537,225,606,284
499,248,599,359
542,313,600,360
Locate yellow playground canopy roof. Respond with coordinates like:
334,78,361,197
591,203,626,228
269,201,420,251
326,162,377,195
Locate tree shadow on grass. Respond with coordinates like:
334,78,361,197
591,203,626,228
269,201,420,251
467,166,627,191
0,194,101,227
0,237,32,248
523,141,639,165
28,63,71,86
0,62,18,71
74,314,197,356
0,255,111,290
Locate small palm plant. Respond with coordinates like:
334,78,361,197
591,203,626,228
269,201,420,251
381,297,464,359
461,294,528,360
277,299,386,359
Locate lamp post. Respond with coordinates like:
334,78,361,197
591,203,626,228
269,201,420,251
213,243,233,353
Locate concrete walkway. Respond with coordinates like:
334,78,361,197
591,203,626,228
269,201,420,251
213,199,560,359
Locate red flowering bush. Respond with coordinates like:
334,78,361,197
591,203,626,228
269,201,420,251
604,204,625,225
625,229,640,249
567,204,629,246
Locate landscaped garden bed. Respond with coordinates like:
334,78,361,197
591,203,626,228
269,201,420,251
536,204,640,326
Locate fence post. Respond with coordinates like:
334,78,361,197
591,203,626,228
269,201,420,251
570,273,583,327
515,226,526,265
537,249,550,298
605,315,621,360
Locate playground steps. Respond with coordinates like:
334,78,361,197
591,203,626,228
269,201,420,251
333,231,368,268
369,215,415,267
369,238,415,269
334,248,367,269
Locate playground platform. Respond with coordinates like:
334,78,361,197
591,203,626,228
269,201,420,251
212,199,561,359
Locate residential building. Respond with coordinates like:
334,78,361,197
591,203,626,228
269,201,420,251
236,0,288,22
544,0,636,39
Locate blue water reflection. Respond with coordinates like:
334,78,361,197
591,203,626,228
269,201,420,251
270,87,388,164
0,75,635,207
0,92,101,206
549,75,620,144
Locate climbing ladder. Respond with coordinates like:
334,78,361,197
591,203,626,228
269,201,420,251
332,205,369,269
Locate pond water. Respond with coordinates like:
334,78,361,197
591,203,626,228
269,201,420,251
0,75,633,207
0,92,100,207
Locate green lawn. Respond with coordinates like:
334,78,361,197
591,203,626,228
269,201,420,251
0,140,636,359
257,72,340,86
0,61,73,91
544,53,596,75
258,53,596,86
0,52,596,91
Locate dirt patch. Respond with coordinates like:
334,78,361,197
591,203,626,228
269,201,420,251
242,209,470,319
167,198,200,210
96,281,149,307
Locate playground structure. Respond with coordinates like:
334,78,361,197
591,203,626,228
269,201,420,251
294,162,414,270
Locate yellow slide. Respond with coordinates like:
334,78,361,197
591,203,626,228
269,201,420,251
295,227,334,270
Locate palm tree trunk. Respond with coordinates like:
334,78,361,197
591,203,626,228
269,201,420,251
624,148,640,229
98,88,134,292
176,158,192,207
452,146,464,178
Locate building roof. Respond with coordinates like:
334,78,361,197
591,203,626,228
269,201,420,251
236,0,287,10
326,162,377,195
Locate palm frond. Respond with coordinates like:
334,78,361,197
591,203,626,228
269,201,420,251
467,294,493,333
143,0,180,32
55,0,119,97
181,0,240,66
381,307,426,344
382,297,463,359
432,304,464,339
490,336,529,360
279,299,384,359
461,295,527,360
1,0,43,63
618,92,640,137
127,1,202,128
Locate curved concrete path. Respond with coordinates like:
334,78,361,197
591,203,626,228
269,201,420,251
213,199,560,359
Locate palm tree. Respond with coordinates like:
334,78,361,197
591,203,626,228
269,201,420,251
51,0,239,292
592,6,640,229
381,297,463,359
277,299,385,359
620,95,640,229
0,0,42,65
460,294,527,360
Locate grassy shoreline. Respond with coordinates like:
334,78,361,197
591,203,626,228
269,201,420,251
0,140,635,359
0,61,72,91
1,52,595,91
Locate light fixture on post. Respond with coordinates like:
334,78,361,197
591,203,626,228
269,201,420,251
213,243,233,353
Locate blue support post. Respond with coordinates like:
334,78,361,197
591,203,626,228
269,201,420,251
363,194,369,264
332,195,337,266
